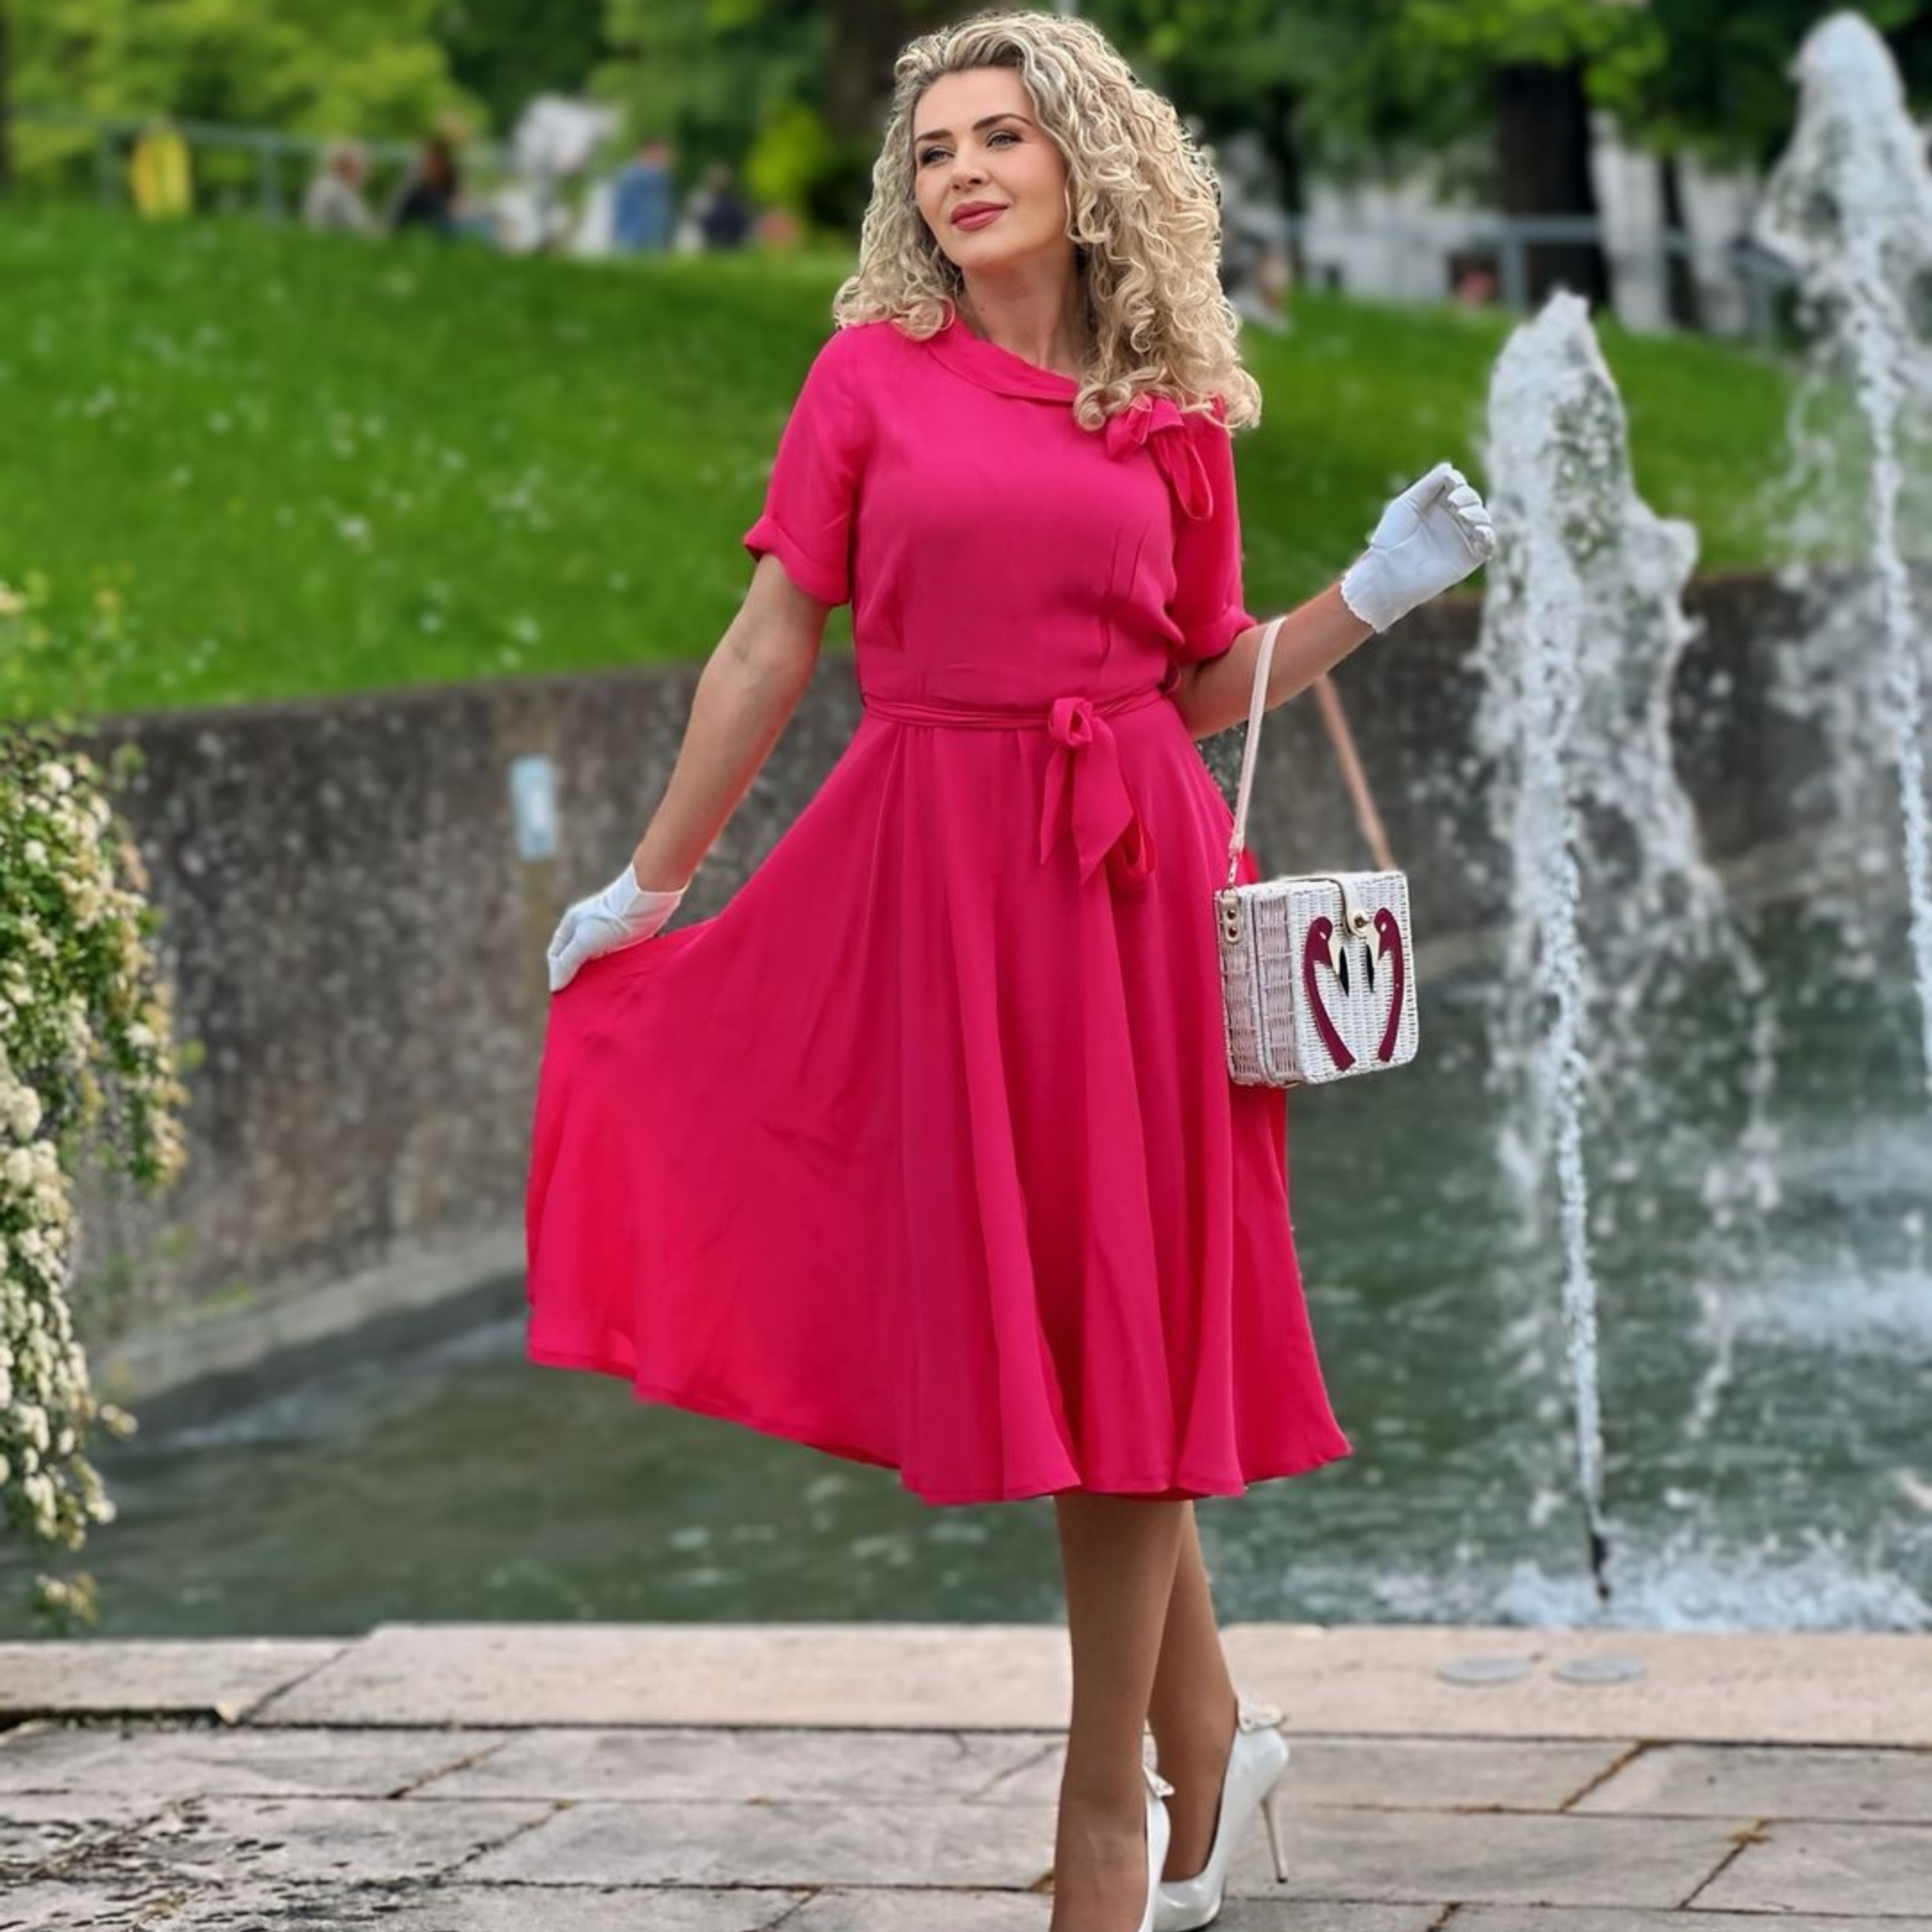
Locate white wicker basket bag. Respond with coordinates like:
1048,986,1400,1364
1215,614,1421,1088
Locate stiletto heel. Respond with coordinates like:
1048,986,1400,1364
1152,1691,1293,1932
1260,1784,1289,1884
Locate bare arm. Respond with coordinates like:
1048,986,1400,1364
628,554,834,891
1168,582,1375,742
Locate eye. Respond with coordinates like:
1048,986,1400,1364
918,128,1020,166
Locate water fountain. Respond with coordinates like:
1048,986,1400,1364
1467,292,1783,1601
1754,10,1932,1098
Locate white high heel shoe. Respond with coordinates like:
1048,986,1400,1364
1138,1760,1176,1932
1151,1694,1293,1932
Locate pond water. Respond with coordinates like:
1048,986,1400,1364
5,896,1925,1638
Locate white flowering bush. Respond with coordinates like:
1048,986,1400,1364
1,635,190,1631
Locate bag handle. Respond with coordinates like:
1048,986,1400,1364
1222,615,1397,890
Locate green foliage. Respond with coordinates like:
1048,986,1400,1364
1633,0,1932,168
1398,0,1662,68
439,0,610,137
1101,0,1932,202
0,207,1809,722
593,0,825,197
743,99,838,220
10,0,485,194
1092,0,1386,195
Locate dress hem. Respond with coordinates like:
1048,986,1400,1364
526,1339,1353,1507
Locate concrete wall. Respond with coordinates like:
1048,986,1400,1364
65,572,1834,1362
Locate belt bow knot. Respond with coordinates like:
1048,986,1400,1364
1038,694,1155,894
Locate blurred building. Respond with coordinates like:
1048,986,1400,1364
1216,121,1809,336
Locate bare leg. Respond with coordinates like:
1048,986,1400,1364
1049,1491,1186,1932
1146,1502,1240,1881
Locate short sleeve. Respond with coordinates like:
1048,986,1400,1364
1167,398,1259,665
742,327,867,608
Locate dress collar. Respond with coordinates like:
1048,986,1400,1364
923,307,1081,403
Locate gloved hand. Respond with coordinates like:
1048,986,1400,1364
547,861,687,993
1337,461,1496,635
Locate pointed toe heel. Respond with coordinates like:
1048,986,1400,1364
1152,1691,1293,1932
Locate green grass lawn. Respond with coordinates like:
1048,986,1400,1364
0,203,1809,722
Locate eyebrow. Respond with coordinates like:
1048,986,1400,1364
913,112,1033,147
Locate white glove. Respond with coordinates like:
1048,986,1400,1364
1337,461,1496,634
547,861,687,992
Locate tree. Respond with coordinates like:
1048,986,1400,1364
10,0,484,195
1365,0,1666,312
594,0,953,232
594,0,823,220
440,0,610,138
1089,0,1380,268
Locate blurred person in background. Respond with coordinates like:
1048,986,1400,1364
303,142,375,235
611,136,677,252
693,160,753,251
128,117,192,219
390,136,462,239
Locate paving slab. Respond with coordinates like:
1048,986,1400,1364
0,1878,816,1930
989,1731,1632,1810
779,1896,1440,1932
1692,1818,1932,1917
419,1721,1057,1803
464,1795,1056,1888
6,1625,1929,1924
1452,1913,1932,1932
0,1880,209,1931
0,1789,164,1880
250,1620,1074,1727
1224,1625,1932,1747
247,1623,1932,1747
0,1639,348,1723
1576,1743,1932,1823
63,1792,555,1889
0,1719,514,1799
0,1883,1449,1932
1221,1807,1747,1908
317,1889,815,1932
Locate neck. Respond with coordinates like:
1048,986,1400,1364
954,269,1089,379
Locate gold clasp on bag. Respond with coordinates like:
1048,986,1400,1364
1214,887,1244,944
1310,872,1374,938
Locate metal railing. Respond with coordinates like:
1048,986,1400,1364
11,104,516,220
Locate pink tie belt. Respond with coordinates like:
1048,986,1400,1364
862,683,1168,894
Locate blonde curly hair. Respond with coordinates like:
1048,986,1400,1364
831,7,1262,436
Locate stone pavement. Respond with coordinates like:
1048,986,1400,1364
1,1622,1927,1929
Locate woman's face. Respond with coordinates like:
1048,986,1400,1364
911,66,1074,281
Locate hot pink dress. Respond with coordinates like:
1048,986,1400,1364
524,311,1351,1504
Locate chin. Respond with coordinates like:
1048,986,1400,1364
957,234,1052,272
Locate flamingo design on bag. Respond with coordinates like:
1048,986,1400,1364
1300,907,1406,1072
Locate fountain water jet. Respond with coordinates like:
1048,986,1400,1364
1754,11,1932,1100
1470,294,1783,1602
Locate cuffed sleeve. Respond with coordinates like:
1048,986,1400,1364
1166,397,1258,665
743,327,867,608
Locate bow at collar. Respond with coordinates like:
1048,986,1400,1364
1102,394,1213,521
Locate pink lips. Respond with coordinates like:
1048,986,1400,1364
952,204,1007,230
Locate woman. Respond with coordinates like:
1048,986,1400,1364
389,137,461,238
527,11,1492,1930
